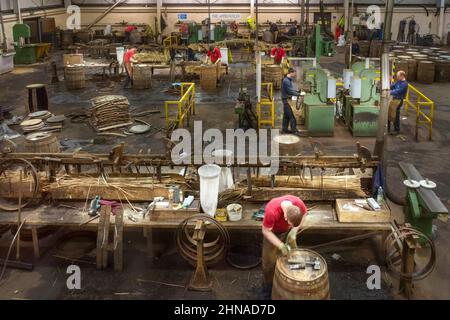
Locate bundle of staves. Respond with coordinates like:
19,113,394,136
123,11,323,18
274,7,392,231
133,51,168,64
89,95,132,131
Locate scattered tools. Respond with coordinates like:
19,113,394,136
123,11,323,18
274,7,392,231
141,196,164,219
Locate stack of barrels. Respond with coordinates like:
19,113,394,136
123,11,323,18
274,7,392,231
392,45,450,84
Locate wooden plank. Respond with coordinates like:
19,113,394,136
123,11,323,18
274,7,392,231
96,206,106,269
102,206,111,269
31,226,40,258
114,208,123,272
335,199,391,223
247,187,366,202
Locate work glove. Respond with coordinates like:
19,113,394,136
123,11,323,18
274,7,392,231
287,228,298,249
278,243,290,256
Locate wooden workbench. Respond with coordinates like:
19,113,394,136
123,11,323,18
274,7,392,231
0,202,391,260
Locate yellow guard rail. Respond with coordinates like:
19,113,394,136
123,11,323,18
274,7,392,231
165,83,196,129
404,83,434,141
257,82,275,129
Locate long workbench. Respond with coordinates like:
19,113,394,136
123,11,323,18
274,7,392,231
0,201,392,261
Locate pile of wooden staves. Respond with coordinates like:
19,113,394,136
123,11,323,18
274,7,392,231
89,95,132,132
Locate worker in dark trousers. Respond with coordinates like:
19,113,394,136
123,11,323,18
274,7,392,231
281,68,301,135
388,70,408,134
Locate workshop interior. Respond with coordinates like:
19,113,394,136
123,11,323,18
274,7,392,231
0,0,449,302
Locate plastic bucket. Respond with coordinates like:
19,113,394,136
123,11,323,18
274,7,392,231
211,149,234,193
198,164,221,217
116,47,125,66
226,203,242,221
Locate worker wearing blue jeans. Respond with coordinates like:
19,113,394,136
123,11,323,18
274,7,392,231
388,71,408,134
281,68,300,135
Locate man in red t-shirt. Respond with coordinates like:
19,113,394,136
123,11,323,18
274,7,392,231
123,47,137,88
270,44,286,65
124,25,137,43
206,46,222,64
261,195,307,297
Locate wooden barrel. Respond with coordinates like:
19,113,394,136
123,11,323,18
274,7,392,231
370,40,382,57
359,41,369,57
272,249,330,300
65,66,85,89
263,31,274,43
263,65,283,89
60,30,73,48
133,64,152,89
417,61,435,84
272,134,302,157
200,64,217,90
395,60,409,76
434,60,450,82
407,59,417,81
25,132,60,153
75,30,91,43
392,49,404,56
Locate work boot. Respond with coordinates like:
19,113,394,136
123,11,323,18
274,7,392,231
261,283,272,300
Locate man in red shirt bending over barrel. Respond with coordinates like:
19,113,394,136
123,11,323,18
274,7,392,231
261,195,307,299
123,47,137,88
270,43,286,65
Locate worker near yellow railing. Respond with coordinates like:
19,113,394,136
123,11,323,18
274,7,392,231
388,70,408,134
261,195,308,299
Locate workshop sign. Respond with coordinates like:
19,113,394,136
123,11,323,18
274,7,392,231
211,13,242,21
178,13,188,21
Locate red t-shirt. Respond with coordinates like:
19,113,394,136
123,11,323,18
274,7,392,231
124,49,136,64
207,47,222,63
262,195,307,233
125,26,137,33
270,47,286,64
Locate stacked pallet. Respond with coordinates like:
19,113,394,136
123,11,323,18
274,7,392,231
89,95,132,131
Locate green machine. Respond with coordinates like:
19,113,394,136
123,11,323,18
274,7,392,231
399,162,448,240
341,60,380,136
188,23,201,44
303,66,336,136
13,24,36,64
291,24,335,62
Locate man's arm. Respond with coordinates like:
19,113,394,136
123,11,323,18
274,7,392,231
262,225,284,249
286,82,300,96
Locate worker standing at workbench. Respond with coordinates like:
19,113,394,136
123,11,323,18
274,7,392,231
261,195,307,299
281,67,301,135
123,47,137,89
388,70,408,134
124,25,137,43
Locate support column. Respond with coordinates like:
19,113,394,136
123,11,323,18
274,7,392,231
255,0,260,103
344,0,349,32
374,51,391,158
156,0,162,39
438,0,445,45
382,0,394,42
250,0,254,18
64,0,72,9
13,0,22,24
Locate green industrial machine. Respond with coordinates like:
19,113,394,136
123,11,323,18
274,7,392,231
303,66,336,136
399,162,448,240
213,24,227,42
13,24,36,65
291,24,335,62
341,60,380,136
188,23,200,44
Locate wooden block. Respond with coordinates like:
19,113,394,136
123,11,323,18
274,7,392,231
335,199,391,223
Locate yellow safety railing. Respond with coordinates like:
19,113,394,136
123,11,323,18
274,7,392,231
257,82,275,129
404,83,434,141
163,35,179,48
165,83,196,129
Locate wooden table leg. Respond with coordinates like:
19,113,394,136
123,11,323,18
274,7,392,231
31,226,40,259
146,227,153,258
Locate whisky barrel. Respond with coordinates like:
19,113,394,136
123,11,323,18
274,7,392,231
263,64,283,89
407,59,417,81
392,49,404,56
434,60,450,82
25,132,60,153
65,66,85,89
272,249,330,300
370,40,382,58
395,60,409,76
273,134,302,157
417,61,435,84
133,64,152,89
359,41,369,57
200,64,217,90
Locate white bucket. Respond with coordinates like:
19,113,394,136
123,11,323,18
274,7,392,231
116,47,125,66
211,149,234,193
198,164,221,217
226,203,242,221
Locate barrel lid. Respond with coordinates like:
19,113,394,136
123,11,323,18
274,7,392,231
276,249,327,281
25,132,53,141
273,134,301,144
26,83,45,89
397,55,411,60
20,119,43,127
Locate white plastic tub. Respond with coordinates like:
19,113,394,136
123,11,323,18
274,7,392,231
0,52,15,75
211,149,234,193
198,164,221,217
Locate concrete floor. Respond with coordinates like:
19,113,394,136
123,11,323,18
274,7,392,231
0,47,448,300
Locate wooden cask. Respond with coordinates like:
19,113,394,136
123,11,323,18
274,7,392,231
133,64,152,89
65,66,85,89
263,64,283,89
417,61,435,84
25,132,60,153
434,60,450,82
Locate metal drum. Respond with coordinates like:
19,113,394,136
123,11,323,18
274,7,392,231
407,59,417,81
272,249,330,300
133,64,152,89
65,66,85,89
434,60,450,82
417,61,435,84
25,132,60,153
262,64,283,89
272,134,301,157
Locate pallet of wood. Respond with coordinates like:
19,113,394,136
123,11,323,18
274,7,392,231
335,199,391,223
89,95,132,132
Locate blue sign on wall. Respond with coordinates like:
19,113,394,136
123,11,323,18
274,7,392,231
178,13,188,21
